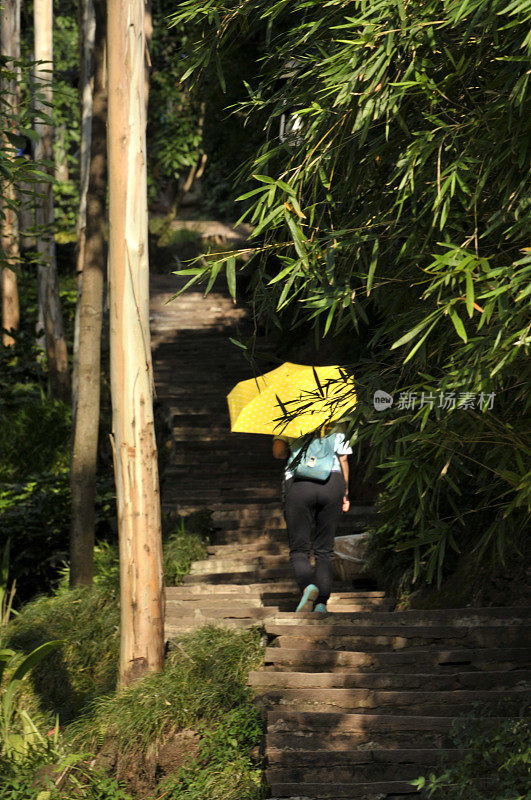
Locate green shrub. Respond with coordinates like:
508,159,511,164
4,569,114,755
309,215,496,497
0,587,119,723
0,472,118,603
0,272,115,602
0,473,71,600
158,703,264,800
0,642,61,759
0,744,58,800
0,744,135,800
413,713,530,799
0,400,71,483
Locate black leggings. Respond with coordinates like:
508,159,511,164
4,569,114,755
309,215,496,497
284,472,345,605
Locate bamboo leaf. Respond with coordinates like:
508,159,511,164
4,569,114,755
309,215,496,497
226,257,236,300
403,319,439,363
284,211,308,266
391,313,438,349
465,271,474,318
449,310,467,342
215,52,226,92
367,239,379,296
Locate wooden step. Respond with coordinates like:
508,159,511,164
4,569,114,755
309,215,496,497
266,746,465,766
249,669,530,691
266,729,452,752
268,779,423,798
263,646,531,672
189,554,290,573
267,761,439,785
254,686,529,715
268,628,528,651
166,581,299,596
172,506,285,522
166,596,267,608
213,530,288,544
267,709,506,733
166,606,281,622
264,607,530,628
206,542,289,555
182,566,296,585
165,619,253,636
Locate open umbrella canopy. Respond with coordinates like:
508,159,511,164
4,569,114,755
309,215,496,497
227,362,356,437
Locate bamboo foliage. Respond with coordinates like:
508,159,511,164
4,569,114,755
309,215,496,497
172,0,531,582
107,0,165,685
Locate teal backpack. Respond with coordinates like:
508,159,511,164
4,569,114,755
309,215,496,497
289,433,336,482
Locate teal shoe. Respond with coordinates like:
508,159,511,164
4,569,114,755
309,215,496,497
314,603,327,614
296,584,319,613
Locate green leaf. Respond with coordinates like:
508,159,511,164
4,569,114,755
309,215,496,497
465,271,474,318
252,174,276,185
215,52,226,93
10,641,62,684
323,302,337,336
205,261,223,295
367,239,379,296
391,313,438,349
226,257,236,300
284,211,308,266
403,319,439,363
250,205,283,237
449,310,467,342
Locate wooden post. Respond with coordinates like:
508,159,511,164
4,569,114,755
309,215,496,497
1,0,21,346
107,0,165,686
34,0,70,400
72,0,96,413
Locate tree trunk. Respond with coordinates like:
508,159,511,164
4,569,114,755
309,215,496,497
69,0,107,588
107,0,165,686
144,0,152,113
1,0,21,346
34,0,70,400
72,0,96,413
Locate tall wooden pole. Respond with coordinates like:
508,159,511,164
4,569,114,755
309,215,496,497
72,0,96,414
1,0,21,346
69,0,107,588
107,0,165,686
34,0,70,400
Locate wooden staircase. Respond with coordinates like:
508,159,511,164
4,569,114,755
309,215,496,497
254,607,530,798
150,272,531,800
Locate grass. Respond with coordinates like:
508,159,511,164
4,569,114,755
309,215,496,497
164,519,208,584
71,626,263,753
69,625,265,800
0,530,265,799
0,627,265,800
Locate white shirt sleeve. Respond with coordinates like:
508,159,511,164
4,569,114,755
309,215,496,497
335,433,353,456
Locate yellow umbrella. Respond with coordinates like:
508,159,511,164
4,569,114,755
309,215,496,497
227,362,356,437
